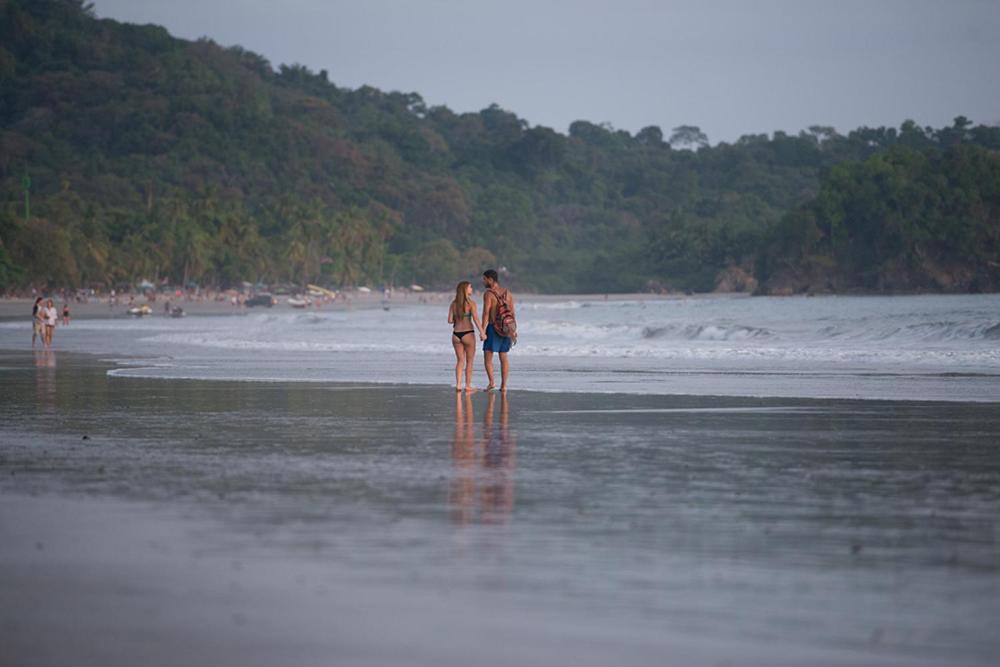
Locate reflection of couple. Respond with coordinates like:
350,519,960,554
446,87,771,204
450,391,516,525
33,346,57,409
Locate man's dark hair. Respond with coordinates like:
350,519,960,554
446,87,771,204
483,269,499,282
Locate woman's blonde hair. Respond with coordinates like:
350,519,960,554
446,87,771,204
452,281,471,321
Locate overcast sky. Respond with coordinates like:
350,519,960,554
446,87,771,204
93,0,1000,144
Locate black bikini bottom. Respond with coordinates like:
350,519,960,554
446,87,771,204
452,330,474,340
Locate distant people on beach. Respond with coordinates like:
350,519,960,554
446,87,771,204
31,297,43,347
448,281,486,393
481,269,517,392
42,298,57,347
61,303,70,325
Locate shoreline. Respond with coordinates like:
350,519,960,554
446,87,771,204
2,289,990,322
4,286,995,309
4,346,997,406
0,290,742,321
3,292,997,404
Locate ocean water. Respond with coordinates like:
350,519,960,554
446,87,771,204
2,294,998,401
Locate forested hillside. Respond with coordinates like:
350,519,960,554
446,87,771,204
2,0,998,293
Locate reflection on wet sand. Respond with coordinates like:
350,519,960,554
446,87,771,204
481,392,515,523
450,392,476,524
33,348,57,411
450,392,516,525
2,348,999,665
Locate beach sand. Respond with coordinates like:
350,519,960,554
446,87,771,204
0,292,411,320
1,350,998,666
0,290,701,321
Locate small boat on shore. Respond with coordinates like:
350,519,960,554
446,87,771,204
287,296,311,308
307,284,338,300
169,306,185,318
126,304,152,317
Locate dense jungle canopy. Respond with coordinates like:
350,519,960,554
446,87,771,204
1,0,999,293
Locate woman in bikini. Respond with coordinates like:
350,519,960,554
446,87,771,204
42,298,58,348
448,281,487,392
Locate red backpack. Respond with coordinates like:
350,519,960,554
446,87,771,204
488,288,517,339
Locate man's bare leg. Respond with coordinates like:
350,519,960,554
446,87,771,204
483,350,495,390
499,352,509,392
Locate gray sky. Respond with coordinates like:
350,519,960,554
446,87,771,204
93,0,1000,144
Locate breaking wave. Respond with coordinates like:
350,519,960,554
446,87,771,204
641,323,772,341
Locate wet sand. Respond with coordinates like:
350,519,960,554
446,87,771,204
1,350,998,666
1,494,817,667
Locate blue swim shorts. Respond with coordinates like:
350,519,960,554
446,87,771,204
483,324,512,353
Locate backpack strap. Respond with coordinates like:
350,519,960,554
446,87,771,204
488,287,507,306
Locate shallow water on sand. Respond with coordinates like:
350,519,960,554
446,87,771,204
1,351,998,665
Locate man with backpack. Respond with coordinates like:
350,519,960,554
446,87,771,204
481,269,517,392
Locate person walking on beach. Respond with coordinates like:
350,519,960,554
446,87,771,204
481,269,517,392
31,297,43,347
61,303,70,325
42,298,58,348
448,281,486,392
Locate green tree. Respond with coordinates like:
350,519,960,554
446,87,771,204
669,125,709,150
412,239,461,289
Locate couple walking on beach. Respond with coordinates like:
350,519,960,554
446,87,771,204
32,297,60,348
449,269,517,393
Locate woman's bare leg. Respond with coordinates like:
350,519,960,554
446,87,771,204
463,335,477,391
452,336,466,390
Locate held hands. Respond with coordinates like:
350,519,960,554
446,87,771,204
479,332,487,341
